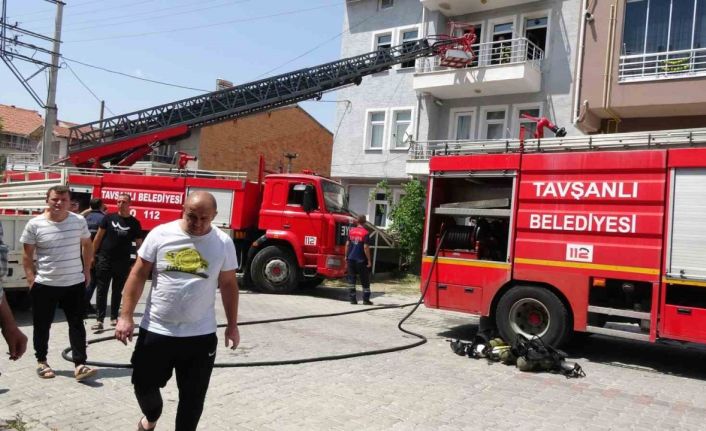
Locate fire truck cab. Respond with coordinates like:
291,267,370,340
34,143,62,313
0,165,352,294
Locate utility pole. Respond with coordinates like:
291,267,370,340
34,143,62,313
41,1,63,166
284,152,298,173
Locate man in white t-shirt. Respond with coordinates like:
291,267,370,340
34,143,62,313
115,191,239,431
20,185,97,381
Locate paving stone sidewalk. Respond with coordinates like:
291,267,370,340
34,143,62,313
2,282,706,430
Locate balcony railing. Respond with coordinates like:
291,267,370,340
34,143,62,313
416,37,543,73
408,127,706,160
619,47,706,82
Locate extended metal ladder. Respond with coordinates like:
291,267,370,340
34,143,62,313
67,35,473,168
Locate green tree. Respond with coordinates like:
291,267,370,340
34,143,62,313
370,178,426,273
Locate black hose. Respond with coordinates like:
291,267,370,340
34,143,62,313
62,231,448,369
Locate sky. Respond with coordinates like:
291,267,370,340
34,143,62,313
1,0,345,131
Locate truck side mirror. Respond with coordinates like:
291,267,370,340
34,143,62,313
302,185,316,213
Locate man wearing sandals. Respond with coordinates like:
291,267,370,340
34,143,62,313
20,185,98,381
116,191,240,431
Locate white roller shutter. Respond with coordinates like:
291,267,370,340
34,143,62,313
186,187,234,228
669,168,706,279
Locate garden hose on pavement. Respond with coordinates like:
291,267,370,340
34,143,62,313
62,231,448,369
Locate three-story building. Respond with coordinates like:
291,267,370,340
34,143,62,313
332,0,583,227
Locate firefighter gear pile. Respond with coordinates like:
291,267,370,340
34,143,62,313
449,334,585,378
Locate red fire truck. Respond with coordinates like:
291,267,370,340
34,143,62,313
0,32,477,294
419,128,706,347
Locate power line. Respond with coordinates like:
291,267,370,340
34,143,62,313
6,0,105,19
17,0,160,24
62,60,116,116
62,56,209,92
65,2,341,43
253,9,377,79
58,0,253,33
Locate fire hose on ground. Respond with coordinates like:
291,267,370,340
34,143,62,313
61,232,449,368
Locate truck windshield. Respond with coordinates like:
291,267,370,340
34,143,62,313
322,181,348,213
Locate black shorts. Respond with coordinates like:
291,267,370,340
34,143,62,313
131,328,218,388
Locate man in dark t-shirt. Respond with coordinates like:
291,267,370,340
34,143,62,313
345,215,372,305
91,194,143,330
82,198,106,315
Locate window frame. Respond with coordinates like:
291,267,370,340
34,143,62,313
486,15,517,43
621,0,706,55
520,10,551,60
286,182,318,210
371,29,394,51
366,186,402,228
397,25,422,69
389,106,415,150
479,105,509,140
486,16,517,66
379,0,394,10
511,103,544,139
364,108,387,151
448,107,478,141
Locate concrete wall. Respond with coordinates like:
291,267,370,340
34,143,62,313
577,0,706,132
332,0,426,181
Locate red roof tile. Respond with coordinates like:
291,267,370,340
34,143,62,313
0,104,43,136
0,104,83,139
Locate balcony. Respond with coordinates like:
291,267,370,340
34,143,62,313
619,47,706,82
420,0,540,16
413,38,543,99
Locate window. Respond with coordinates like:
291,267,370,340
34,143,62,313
400,28,419,68
287,183,317,209
622,0,706,77
450,109,476,140
373,192,389,227
367,111,386,150
391,109,412,149
524,16,547,59
481,107,507,140
491,22,514,65
376,33,392,50
380,0,393,9
623,0,706,54
514,105,542,139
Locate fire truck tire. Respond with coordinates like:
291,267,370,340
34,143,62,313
250,246,299,294
495,286,570,347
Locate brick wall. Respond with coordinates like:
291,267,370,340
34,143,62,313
198,106,333,179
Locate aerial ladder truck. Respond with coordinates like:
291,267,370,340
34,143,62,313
0,31,478,294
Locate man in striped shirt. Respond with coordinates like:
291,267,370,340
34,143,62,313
20,185,98,381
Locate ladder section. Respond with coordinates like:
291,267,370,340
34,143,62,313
411,127,706,159
68,38,458,156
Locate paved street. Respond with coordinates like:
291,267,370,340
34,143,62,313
2,283,706,430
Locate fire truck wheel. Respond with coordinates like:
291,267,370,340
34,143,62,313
496,286,570,347
250,246,299,294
